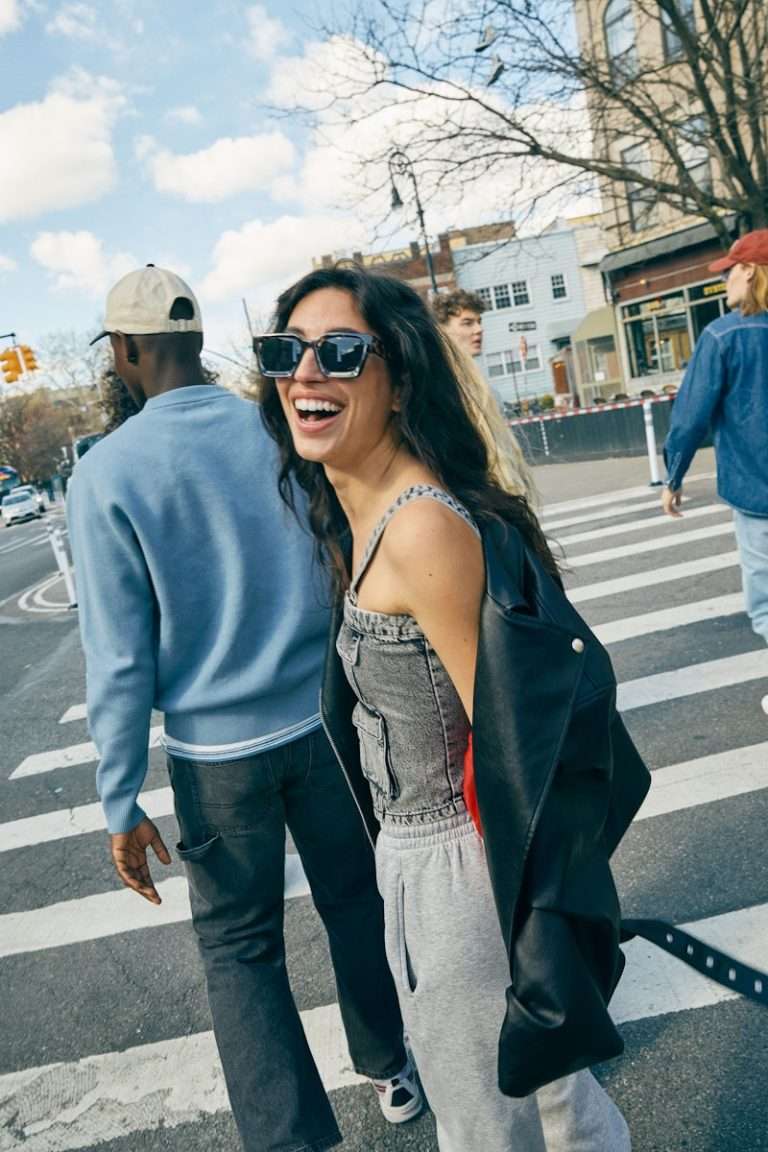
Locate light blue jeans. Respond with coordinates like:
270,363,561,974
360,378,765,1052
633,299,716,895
733,509,768,644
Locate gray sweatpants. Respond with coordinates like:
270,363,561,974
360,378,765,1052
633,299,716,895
376,814,631,1152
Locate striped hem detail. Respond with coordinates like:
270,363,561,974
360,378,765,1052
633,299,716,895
163,713,322,761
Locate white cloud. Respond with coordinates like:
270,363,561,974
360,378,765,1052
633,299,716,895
136,131,296,203
246,4,289,62
200,214,368,306
165,104,203,126
31,231,135,298
46,2,98,40
0,253,17,272
0,0,21,36
0,70,124,223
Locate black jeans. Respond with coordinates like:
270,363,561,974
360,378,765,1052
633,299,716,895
168,728,406,1152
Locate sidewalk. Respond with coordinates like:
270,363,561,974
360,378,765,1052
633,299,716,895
531,448,716,505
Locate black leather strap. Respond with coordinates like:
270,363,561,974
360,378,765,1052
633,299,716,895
622,918,768,1008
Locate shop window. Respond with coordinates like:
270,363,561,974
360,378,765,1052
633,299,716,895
493,283,511,309
511,280,531,306
551,273,568,301
662,0,695,60
605,0,639,83
476,286,493,309
622,142,658,232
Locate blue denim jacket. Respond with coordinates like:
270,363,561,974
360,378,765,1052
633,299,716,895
664,309,768,515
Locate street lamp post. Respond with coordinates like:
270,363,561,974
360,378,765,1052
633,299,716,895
388,149,439,294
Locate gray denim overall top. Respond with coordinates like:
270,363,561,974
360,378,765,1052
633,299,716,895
337,485,481,827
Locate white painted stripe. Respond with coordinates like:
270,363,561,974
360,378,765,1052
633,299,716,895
0,787,174,853
0,897,761,1150
593,593,746,645
0,855,311,959
613,901,768,1025
634,743,768,823
545,497,666,532
569,521,733,568
560,503,727,546
0,1002,362,1151
568,550,740,604
10,726,164,780
542,472,713,517
6,738,768,856
59,703,87,724
618,649,768,712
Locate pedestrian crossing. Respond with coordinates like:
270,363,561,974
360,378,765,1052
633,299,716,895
2,466,766,1152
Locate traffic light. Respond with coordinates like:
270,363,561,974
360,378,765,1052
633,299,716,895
0,348,22,384
18,345,38,373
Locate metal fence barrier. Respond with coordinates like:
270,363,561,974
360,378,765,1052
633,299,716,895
508,395,678,471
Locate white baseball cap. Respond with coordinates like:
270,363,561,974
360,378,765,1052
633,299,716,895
90,264,203,344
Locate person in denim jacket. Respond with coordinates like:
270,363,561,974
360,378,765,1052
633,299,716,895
663,230,768,711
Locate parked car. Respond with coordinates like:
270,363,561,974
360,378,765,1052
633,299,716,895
13,484,47,512
1,489,43,526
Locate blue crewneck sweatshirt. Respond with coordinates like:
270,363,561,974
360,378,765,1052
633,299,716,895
67,385,330,833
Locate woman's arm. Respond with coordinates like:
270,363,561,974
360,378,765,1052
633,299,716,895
379,500,485,721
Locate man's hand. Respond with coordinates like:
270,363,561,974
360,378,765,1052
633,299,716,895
111,818,171,904
661,485,683,518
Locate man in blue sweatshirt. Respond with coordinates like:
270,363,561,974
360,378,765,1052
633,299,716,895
67,266,421,1152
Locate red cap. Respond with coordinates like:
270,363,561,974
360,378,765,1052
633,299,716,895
709,229,768,272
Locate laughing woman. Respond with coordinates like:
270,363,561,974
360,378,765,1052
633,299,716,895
256,265,649,1151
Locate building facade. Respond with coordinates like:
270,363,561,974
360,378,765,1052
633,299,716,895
452,221,602,406
574,0,738,395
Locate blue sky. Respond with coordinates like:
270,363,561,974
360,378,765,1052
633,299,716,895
0,0,387,364
1,0,593,374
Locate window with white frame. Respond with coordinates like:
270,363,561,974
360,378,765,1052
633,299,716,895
493,283,511,309
551,273,568,300
605,0,639,83
662,0,695,60
486,351,506,378
485,345,542,378
476,286,493,309
622,141,658,232
511,280,530,306
678,115,712,193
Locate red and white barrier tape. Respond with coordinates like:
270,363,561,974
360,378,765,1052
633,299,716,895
508,393,674,426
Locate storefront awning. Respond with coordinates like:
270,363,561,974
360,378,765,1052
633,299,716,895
571,305,616,344
600,215,738,275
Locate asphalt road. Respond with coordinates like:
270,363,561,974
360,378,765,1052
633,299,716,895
2,452,768,1152
0,504,65,606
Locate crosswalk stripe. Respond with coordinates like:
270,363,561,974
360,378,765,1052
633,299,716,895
9,726,164,780
542,472,714,517
0,896,761,1150
5,735,768,856
545,497,668,532
634,742,768,823
593,593,746,645
568,551,740,604
569,521,733,568
0,1002,362,1152
618,649,768,711
560,504,727,546
0,855,311,959
0,788,175,852
59,704,87,724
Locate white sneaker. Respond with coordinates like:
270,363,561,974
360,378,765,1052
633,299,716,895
371,1059,424,1124
761,694,768,716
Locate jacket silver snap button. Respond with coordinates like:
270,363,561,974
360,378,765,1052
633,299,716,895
572,638,585,654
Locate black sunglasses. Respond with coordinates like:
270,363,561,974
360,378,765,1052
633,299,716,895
254,331,386,379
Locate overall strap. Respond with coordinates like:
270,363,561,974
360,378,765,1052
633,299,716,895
349,484,480,598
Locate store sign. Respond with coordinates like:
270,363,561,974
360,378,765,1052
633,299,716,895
702,282,726,297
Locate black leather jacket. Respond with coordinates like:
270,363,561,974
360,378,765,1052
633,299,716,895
321,518,651,1098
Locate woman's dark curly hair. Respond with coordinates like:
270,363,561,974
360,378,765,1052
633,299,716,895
259,263,559,589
